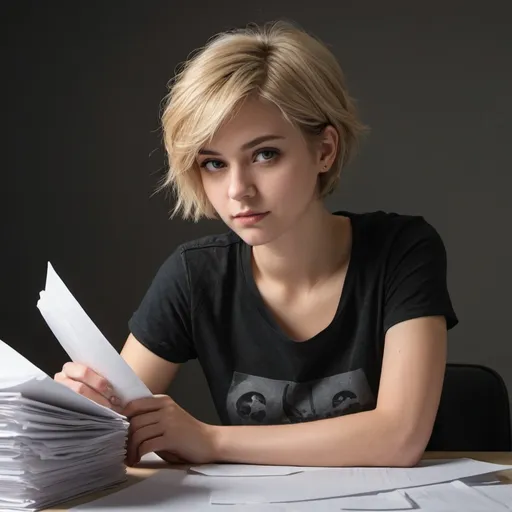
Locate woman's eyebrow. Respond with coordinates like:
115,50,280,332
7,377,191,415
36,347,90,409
198,135,285,156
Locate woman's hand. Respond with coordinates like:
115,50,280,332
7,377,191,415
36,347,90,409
123,395,218,466
54,362,122,412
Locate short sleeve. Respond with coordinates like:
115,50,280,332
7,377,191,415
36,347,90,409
128,248,196,363
383,218,458,333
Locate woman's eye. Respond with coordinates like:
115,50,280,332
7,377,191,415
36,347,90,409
200,149,279,171
254,149,279,162
201,160,225,172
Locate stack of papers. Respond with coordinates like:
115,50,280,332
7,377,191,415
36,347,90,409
0,340,129,511
0,261,153,511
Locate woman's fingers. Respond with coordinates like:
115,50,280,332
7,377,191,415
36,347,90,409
156,451,188,464
54,364,122,411
62,362,113,398
55,373,113,408
129,410,161,432
127,424,164,466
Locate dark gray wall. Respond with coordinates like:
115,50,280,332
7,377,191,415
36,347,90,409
3,1,511,424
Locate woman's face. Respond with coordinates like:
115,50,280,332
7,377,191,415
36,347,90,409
197,97,337,247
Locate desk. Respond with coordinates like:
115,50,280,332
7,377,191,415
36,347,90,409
47,452,512,511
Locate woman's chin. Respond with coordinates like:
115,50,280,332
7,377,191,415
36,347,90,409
233,229,274,247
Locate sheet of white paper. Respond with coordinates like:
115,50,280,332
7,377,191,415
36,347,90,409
72,470,291,511
287,490,412,511
462,473,503,486
403,479,510,511
0,341,120,419
0,340,43,382
139,452,165,463
189,463,331,476
210,458,512,504
471,483,512,509
37,262,151,405
71,469,414,512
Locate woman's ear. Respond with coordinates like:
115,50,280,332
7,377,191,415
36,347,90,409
317,125,339,173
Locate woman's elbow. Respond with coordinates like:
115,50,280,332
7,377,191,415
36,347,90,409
393,444,425,467
390,432,429,467
380,420,430,467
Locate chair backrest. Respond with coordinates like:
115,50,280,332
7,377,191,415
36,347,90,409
427,363,511,451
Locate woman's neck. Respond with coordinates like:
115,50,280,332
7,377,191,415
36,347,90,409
252,203,351,291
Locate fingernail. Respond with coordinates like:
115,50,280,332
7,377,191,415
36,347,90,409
110,396,120,405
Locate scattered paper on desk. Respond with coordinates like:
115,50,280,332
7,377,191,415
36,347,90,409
68,458,512,512
286,489,413,511
462,473,503,486
73,469,508,512
72,469,289,511
189,463,331,477
210,458,512,504
402,479,510,511
37,262,151,405
470,483,512,509
0,339,129,512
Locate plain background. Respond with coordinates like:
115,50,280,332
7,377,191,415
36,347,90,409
2,1,511,425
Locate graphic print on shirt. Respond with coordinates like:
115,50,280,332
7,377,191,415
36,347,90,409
226,369,375,425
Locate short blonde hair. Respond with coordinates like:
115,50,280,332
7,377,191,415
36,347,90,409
160,20,369,222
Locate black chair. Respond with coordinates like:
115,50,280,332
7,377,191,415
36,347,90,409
427,363,512,451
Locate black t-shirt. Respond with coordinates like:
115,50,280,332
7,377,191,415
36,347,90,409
128,211,458,426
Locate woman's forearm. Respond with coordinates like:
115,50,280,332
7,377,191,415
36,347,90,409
209,409,424,467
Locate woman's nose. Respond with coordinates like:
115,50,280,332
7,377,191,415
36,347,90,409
228,167,255,201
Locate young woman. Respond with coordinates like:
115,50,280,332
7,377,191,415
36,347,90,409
54,20,457,468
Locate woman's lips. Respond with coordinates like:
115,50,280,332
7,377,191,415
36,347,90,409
233,212,270,226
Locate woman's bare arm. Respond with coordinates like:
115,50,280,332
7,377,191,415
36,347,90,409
120,333,181,394
210,315,447,467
